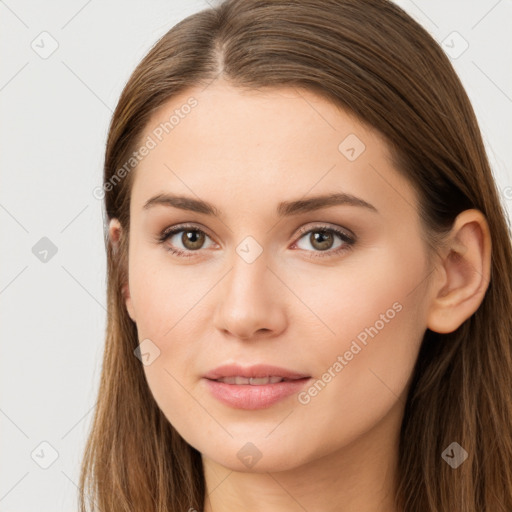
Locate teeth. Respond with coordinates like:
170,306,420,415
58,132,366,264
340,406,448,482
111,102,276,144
250,376,284,385
216,376,285,385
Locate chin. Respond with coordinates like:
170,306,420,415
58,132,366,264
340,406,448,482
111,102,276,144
195,434,318,474
205,450,304,473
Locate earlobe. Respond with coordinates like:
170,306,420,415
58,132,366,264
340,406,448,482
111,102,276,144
426,209,492,334
122,283,137,323
108,218,137,322
108,218,122,251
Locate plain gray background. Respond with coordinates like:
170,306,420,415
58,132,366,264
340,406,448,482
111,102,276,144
1,0,511,510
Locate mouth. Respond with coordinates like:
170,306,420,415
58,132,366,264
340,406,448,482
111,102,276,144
210,375,307,385
202,363,311,409
203,363,310,382
203,373,311,410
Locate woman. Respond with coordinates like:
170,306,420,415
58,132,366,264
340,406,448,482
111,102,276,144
79,0,512,510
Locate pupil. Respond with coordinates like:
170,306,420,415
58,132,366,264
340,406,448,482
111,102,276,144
183,230,204,249
312,231,332,250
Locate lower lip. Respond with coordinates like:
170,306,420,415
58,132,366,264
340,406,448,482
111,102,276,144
203,377,311,410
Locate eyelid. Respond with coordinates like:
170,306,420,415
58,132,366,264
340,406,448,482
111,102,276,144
160,222,215,241
293,222,355,240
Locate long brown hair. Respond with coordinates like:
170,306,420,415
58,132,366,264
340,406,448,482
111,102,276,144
79,0,512,510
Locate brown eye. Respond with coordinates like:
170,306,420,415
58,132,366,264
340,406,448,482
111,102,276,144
180,229,206,250
308,230,335,251
158,225,214,256
293,225,355,259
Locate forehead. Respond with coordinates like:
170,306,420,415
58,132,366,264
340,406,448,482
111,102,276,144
129,80,417,222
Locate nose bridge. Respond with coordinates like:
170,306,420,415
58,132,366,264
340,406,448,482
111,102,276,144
213,237,287,339
225,237,271,302
220,222,270,286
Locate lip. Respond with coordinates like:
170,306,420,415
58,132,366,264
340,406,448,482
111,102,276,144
203,364,311,410
203,363,310,381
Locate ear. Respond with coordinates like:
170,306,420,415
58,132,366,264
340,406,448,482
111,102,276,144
108,218,137,322
426,209,492,334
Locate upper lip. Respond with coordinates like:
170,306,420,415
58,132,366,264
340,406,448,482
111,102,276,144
203,364,310,381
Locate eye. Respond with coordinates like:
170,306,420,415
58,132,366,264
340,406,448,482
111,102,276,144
157,224,215,258
156,223,356,259
292,224,355,258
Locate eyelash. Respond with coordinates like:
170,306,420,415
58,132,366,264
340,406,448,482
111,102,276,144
156,223,356,259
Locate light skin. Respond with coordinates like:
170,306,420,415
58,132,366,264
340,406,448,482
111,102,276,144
108,80,491,512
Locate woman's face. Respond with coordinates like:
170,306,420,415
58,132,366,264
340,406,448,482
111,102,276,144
119,80,434,472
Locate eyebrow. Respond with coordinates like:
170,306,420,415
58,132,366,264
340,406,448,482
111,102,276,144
143,192,378,217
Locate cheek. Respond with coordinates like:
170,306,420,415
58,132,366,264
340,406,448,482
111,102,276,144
293,305,422,454
127,248,212,429
292,244,428,435
127,242,199,337
287,240,428,357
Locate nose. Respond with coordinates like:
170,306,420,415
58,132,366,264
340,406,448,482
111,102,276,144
212,253,288,341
